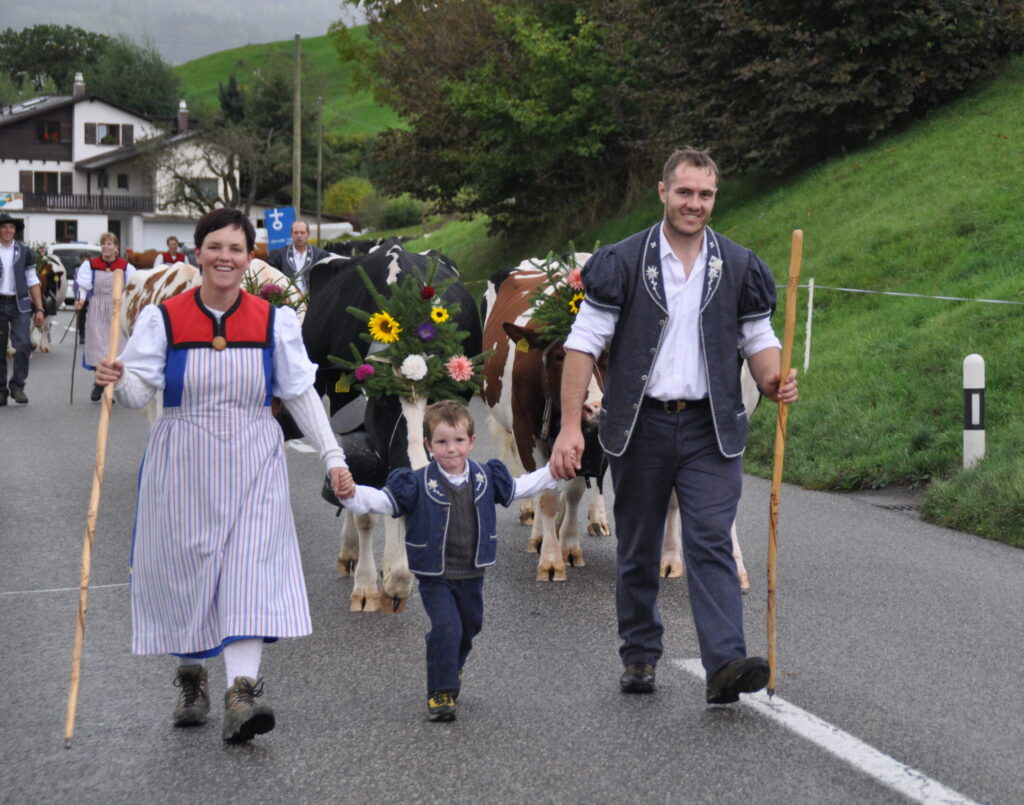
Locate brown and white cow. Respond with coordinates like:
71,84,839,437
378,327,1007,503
480,256,608,581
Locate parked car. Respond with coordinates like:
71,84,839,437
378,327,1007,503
46,243,102,304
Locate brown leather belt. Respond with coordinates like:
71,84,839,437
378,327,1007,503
641,396,708,413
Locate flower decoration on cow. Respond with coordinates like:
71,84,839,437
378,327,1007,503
329,260,488,401
241,272,306,314
523,249,592,344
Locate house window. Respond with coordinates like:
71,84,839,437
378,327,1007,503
56,220,78,242
117,173,129,190
97,123,120,145
198,178,219,200
33,172,59,194
98,173,109,189
36,121,61,144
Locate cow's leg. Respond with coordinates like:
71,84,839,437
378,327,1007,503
731,521,750,592
558,476,586,567
586,488,610,537
526,495,544,552
380,516,413,614
337,508,360,576
37,319,52,353
536,488,567,581
661,489,684,578
348,512,382,613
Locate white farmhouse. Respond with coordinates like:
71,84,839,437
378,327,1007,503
0,73,230,251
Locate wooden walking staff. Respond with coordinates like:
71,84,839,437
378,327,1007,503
766,229,802,698
64,267,125,748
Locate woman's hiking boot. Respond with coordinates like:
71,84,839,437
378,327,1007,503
222,676,275,743
172,665,210,727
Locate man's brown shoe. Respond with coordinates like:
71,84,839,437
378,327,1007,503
706,656,770,704
223,676,275,742
619,662,656,694
172,665,210,727
11,389,27,404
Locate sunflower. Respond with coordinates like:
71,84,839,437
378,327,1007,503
568,292,585,315
368,311,402,343
429,306,450,324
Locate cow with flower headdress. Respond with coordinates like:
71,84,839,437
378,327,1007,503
303,239,484,613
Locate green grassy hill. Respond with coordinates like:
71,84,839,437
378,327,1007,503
173,29,399,136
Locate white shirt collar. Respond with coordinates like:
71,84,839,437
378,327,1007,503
437,462,470,486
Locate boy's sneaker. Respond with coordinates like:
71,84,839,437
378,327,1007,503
172,665,210,726
223,676,275,742
427,690,456,722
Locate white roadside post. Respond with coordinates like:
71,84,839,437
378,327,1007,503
963,354,985,469
803,277,814,373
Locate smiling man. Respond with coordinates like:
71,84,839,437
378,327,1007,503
265,220,330,295
550,147,798,706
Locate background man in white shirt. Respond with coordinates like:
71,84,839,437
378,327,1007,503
0,212,45,405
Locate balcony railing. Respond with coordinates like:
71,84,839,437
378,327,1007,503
21,193,155,213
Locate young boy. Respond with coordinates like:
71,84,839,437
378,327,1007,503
335,400,558,721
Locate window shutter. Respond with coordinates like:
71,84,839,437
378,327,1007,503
60,172,73,194
20,171,32,194
122,124,134,146
84,123,96,144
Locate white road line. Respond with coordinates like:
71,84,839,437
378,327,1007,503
286,439,316,453
0,582,129,597
672,658,981,805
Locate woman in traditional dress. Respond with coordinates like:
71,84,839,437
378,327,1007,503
75,232,135,401
96,208,354,743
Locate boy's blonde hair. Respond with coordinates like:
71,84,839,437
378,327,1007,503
423,399,475,440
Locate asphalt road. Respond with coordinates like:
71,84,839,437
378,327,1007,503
2,311,1022,805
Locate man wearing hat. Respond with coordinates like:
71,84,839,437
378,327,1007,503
0,212,46,405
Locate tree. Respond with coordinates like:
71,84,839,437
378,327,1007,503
337,1,643,235
0,25,180,117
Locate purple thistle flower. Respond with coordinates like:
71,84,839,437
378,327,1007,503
354,363,375,382
259,283,283,300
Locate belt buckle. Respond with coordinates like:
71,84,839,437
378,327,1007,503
664,399,686,413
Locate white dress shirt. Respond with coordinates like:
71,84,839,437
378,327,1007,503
564,224,780,400
0,242,40,296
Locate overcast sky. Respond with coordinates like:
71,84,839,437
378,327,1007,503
6,1,366,65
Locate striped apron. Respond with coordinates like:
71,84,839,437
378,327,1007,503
83,268,127,369
130,342,312,656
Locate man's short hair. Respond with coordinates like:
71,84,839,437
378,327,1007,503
292,220,310,234
662,147,719,186
423,399,475,440
194,208,255,252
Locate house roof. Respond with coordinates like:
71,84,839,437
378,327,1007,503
75,131,197,171
0,92,154,129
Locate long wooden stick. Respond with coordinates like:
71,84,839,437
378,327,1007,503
767,230,803,698
64,268,125,748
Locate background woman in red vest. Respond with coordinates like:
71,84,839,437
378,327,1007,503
154,235,187,266
75,232,135,401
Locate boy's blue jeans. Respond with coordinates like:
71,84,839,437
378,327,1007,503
417,575,485,693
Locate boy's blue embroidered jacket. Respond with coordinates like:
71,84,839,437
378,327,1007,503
383,458,516,575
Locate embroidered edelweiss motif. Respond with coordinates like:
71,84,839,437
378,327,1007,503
474,472,486,486
427,478,440,492
708,256,723,282
646,265,659,283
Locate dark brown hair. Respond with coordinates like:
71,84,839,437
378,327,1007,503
193,208,255,252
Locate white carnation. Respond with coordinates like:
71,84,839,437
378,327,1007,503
400,354,429,381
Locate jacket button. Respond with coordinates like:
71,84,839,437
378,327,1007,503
641,375,648,381
650,347,656,354
660,319,666,326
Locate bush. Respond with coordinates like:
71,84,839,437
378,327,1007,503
324,176,374,217
376,194,424,229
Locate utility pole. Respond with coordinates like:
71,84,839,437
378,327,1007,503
292,33,302,214
317,95,323,245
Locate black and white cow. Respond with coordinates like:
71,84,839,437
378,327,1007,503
304,239,482,613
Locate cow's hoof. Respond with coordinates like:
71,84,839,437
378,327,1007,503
337,557,356,577
563,547,585,567
525,537,541,554
738,570,751,592
380,592,408,614
519,512,534,527
40,345,50,353
661,559,684,579
587,521,610,537
350,591,381,612
537,561,567,582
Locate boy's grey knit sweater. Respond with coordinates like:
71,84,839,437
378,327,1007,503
438,475,485,580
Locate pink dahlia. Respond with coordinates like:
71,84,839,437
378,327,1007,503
354,363,375,382
259,283,284,299
566,268,584,291
445,355,474,383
